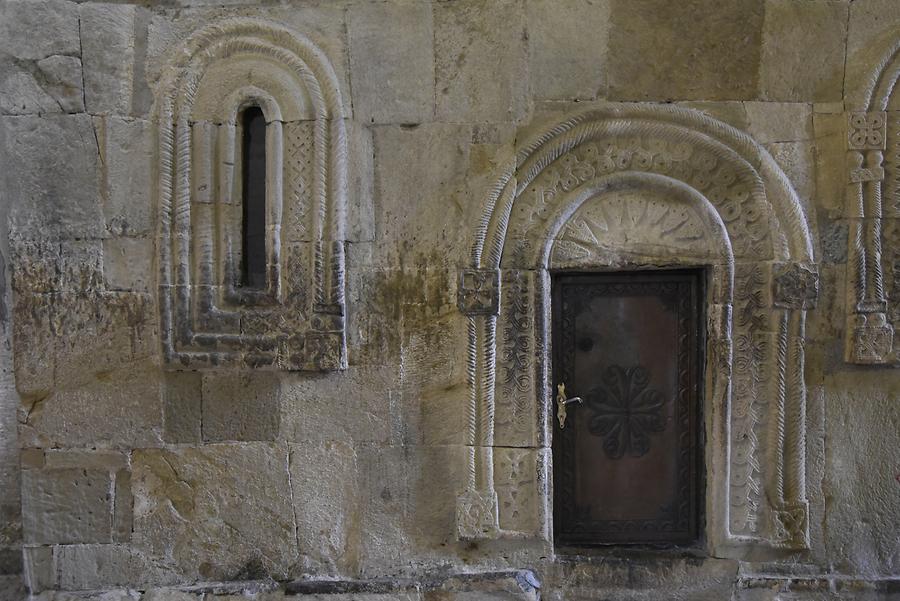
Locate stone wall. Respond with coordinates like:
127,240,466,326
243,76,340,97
0,1,899,600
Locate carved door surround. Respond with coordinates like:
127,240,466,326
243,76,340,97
155,18,348,370
456,105,818,555
844,33,900,364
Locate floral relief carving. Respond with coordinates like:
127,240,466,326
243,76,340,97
457,269,500,315
848,112,887,150
523,137,769,259
584,365,667,459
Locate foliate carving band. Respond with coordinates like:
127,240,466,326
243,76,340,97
458,105,815,552
155,18,349,370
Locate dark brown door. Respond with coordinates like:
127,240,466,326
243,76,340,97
552,271,703,546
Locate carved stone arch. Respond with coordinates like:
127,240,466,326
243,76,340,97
456,106,818,555
844,30,900,364
155,18,348,370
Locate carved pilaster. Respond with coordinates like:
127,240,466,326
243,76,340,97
845,111,893,364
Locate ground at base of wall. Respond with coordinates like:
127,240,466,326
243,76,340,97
10,570,900,601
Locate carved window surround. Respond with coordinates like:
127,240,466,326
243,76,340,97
155,18,348,370
844,36,900,364
456,106,818,555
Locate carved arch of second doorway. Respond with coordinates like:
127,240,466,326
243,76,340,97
455,105,818,555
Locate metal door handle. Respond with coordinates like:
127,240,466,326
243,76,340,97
556,382,583,429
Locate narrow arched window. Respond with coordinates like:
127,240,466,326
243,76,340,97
241,106,267,289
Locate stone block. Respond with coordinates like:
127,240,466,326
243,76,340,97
0,0,80,61
813,109,848,216
354,445,412,577
12,293,55,400
526,0,610,101
371,123,472,268
58,238,104,293
23,545,55,593
51,291,158,393
347,120,375,244
100,117,153,236
348,1,434,124
434,0,528,122
33,362,163,448
823,370,900,575
759,0,848,102
289,441,357,574
744,102,813,145
1,114,103,239
407,445,468,549
608,0,764,100
132,444,297,581
398,311,469,446
80,4,136,115
104,237,153,292
280,366,392,444
767,141,817,217
54,544,178,591
42,449,127,471
845,0,900,108
163,371,202,444
201,372,280,442
22,468,112,544
0,54,84,115
114,468,133,542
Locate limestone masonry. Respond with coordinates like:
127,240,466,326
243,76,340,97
0,0,898,600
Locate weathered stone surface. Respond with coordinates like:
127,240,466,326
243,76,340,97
289,441,357,575
103,237,153,292
28,362,163,448
371,124,473,268
162,372,202,444
54,545,177,591
824,371,900,575
201,372,280,442
0,0,80,61
348,1,433,124
99,117,153,236
0,55,84,115
280,367,392,445
813,108,848,216
80,4,136,115
1,115,103,238
23,545,54,593
759,0,848,102
132,444,297,581
22,468,112,544
608,0,764,100
527,0,610,101
744,102,813,145
434,0,528,122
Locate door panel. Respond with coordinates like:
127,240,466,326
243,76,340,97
552,271,703,546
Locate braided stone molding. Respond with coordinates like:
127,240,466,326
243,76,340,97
155,18,348,370
457,105,816,554
844,33,900,364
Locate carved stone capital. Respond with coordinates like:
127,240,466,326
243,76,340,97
848,150,885,183
773,263,818,309
772,502,809,549
848,313,894,364
456,488,499,540
848,112,887,150
458,269,501,316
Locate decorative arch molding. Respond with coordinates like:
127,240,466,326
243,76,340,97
155,18,348,370
844,30,900,364
455,105,818,554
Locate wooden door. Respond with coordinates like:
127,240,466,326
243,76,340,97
552,271,703,546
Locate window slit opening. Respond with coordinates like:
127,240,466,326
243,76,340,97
241,106,267,289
